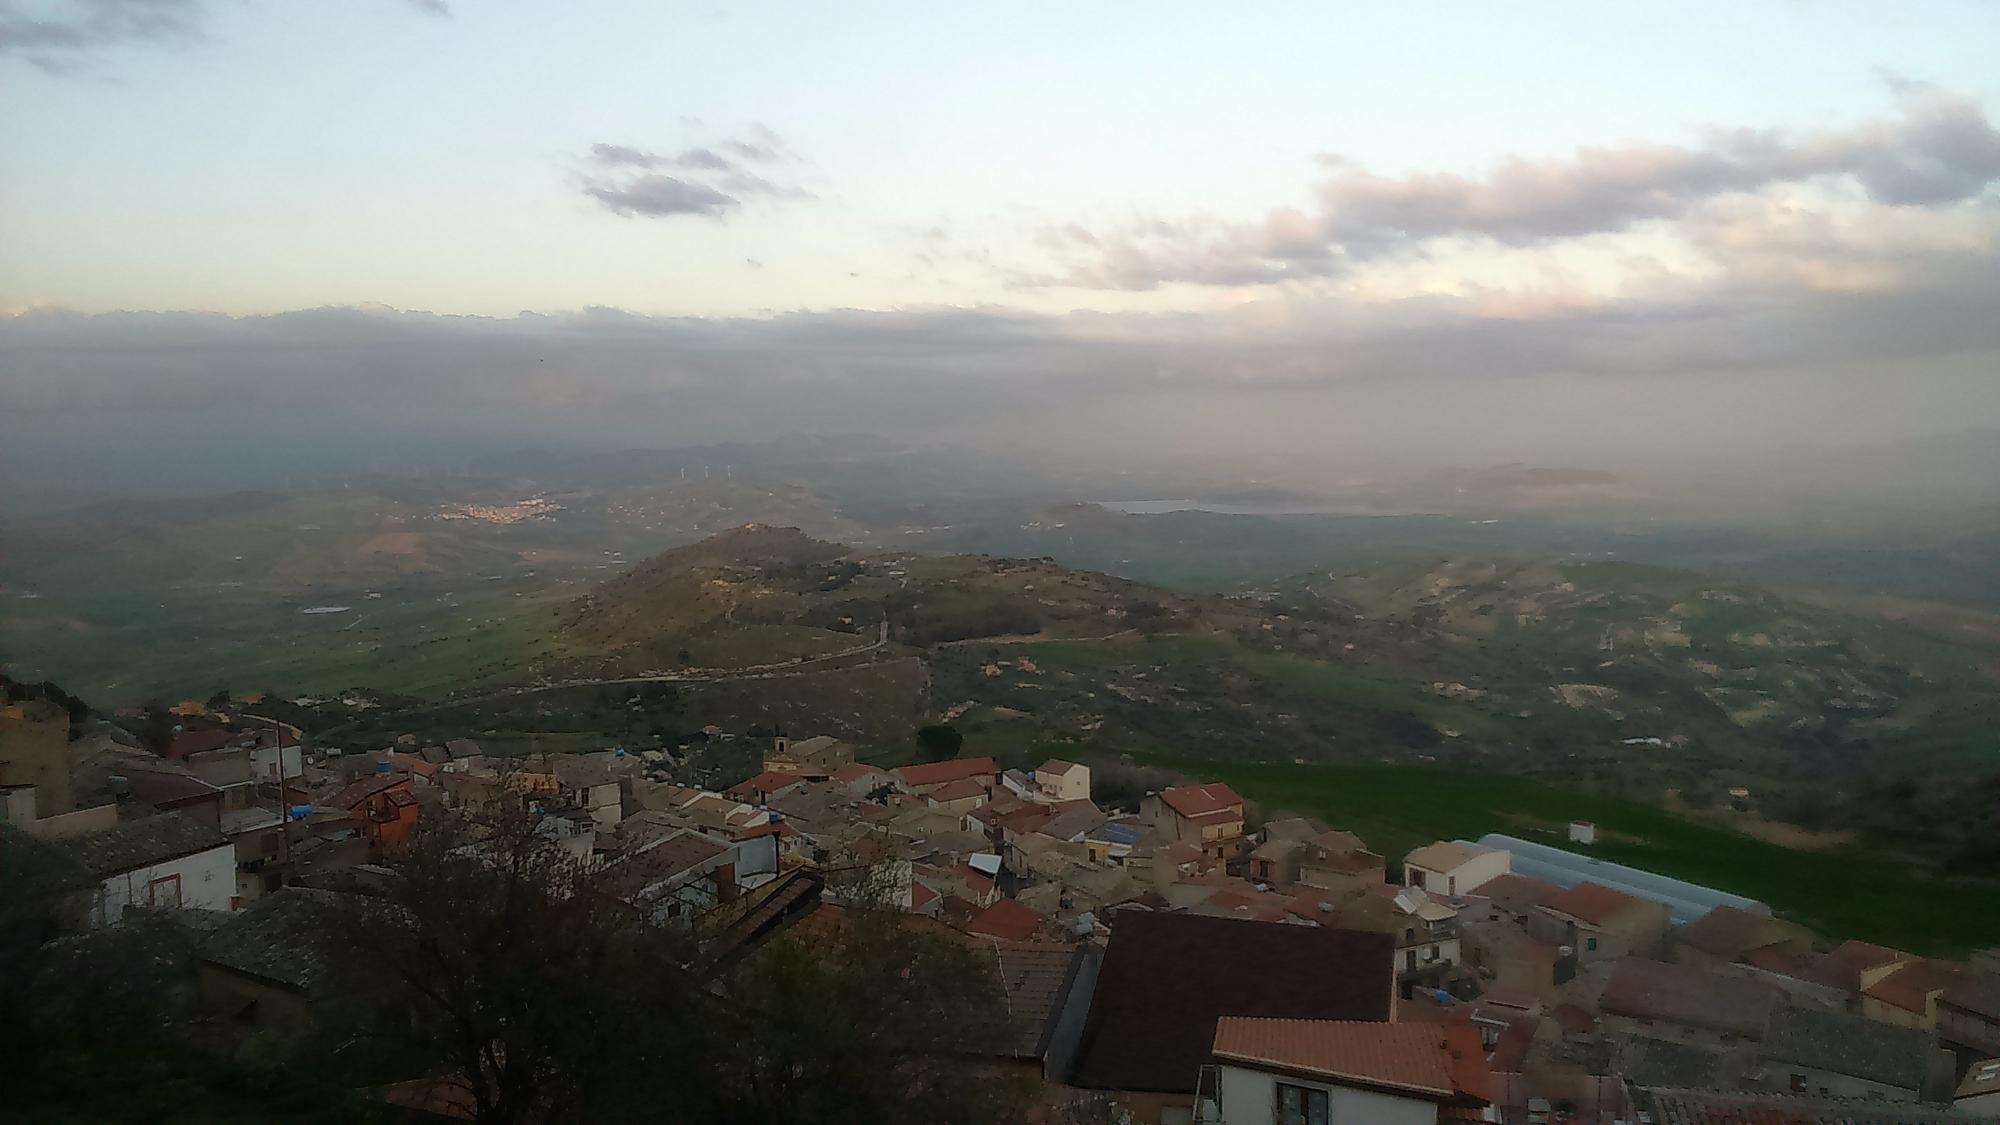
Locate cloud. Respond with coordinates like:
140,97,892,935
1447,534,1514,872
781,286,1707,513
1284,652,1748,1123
403,0,451,17
580,128,805,220
0,0,207,72
1046,83,2000,290
584,175,737,218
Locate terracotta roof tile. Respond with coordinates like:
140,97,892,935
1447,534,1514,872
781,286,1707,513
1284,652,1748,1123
893,756,996,788
1212,1018,1491,1104
965,897,1046,943
1158,783,1242,819
1541,881,1642,926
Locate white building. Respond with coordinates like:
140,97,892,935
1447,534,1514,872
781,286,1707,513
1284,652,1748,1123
1202,1017,1495,1124
1033,759,1090,803
1403,840,1509,898
248,743,304,785
53,812,238,925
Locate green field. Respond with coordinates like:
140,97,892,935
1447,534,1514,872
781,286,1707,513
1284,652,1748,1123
1128,754,2000,956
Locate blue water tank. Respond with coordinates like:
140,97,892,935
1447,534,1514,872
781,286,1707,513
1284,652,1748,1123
288,804,312,820
1433,989,1452,1005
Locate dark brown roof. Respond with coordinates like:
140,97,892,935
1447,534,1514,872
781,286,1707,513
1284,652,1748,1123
1473,873,1563,915
1069,911,1393,1093
602,831,729,901
982,939,1087,1058
1158,783,1242,819
328,771,413,810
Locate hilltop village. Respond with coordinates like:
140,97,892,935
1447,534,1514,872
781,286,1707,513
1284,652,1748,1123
4,691,2000,1124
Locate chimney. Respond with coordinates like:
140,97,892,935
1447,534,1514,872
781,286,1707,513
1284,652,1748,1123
108,774,131,802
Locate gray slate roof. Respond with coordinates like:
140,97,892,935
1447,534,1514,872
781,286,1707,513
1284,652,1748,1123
51,813,228,879
199,886,355,993
1631,1085,1995,1124
1613,1034,1733,1088
1762,1005,1942,1093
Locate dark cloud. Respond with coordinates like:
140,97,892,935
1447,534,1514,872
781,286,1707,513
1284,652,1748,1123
581,129,804,219
0,0,206,72
1050,84,2000,290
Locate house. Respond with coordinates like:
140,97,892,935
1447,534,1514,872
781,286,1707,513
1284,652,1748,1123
1402,841,1509,899
1067,912,1395,1125
727,769,809,806
1959,1058,2000,1117
1805,939,1913,1000
766,734,853,776
1204,1018,1493,1125
1464,873,1562,926
964,897,1048,943
1938,976,2000,1065
1862,959,1967,1030
52,811,236,925
978,938,1099,1081
1143,783,1246,861
892,756,996,796
1085,819,1149,866
0,699,74,817
552,757,625,830
1296,830,1386,896
925,776,990,815
1596,957,1777,1048
1755,1005,1956,1102
1034,758,1090,802
602,828,734,924
1532,881,1669,963
327,772,420,854
1458,917,1568,1003
830,762,894,798
1674,903,1812,973
196,886,353,1036
1326,884,1464,996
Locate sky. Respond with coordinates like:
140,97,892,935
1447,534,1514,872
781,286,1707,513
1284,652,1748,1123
2,1,1999,491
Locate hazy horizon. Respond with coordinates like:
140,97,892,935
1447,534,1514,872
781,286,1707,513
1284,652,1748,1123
5,3,1998,499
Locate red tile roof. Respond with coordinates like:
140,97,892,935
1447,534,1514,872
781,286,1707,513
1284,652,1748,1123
328,771,413,810
1541,881,1643,926
893,756,996,788
910,881,939,913
831,763,888,784
1037,758,1080,776
928,777,988,803
727,770,806,799
1806,939,1911,993
1863,959,1965,1015
1470,873,1562,915
1212,1018,1491,1105
964,897,1046,942
1599,958,1774,1037
1158,782,1242,819
165,728,233,760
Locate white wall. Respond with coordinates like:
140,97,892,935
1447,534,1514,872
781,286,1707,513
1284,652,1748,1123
92,843,237,925
1215,1063,1438,1125
249,745,304,784
1410,849,1509,897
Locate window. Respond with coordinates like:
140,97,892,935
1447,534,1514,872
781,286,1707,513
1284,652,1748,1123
146,873,182,909
1448,875,1457,896
1586,936,1599,952
1276,1082,1329,1125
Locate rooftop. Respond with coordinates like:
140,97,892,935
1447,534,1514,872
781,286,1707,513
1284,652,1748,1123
964,896,1048,943
1805,939,1911,993
1157,782,1242,820
1036,758,1081,777
1761,1005,1943,1093
1069,912,1393,1095
1959,1057,2000,1101
927,776,988,803
893,756,996,789
1678,904,1794,961
1598,958,1775,1038
1405,840,1494,873
983,939,1087,1059
200,887,355,993
1541,880,1646,926
1630,1085,1980,1124
52,812,229,879
1864,959,1966,1016
1211,1018,1490,1106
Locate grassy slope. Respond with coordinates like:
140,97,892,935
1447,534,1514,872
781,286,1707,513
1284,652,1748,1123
1129,754,2000,956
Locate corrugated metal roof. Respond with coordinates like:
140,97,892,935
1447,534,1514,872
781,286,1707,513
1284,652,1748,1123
1476,833,1766,926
